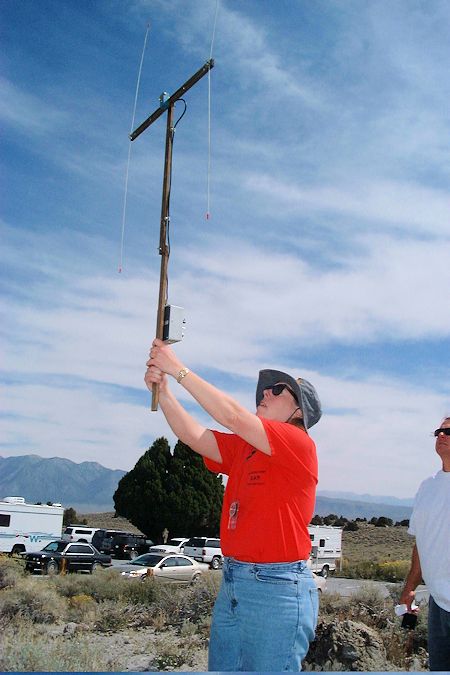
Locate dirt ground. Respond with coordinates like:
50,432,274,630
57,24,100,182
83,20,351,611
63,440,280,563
50,622,209,672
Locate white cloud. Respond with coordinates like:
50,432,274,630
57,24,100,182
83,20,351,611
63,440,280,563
2,348,447,498
2,381,165,471
0,76,69,136
244,174,450,235
3,227,450,386
2,225,449,495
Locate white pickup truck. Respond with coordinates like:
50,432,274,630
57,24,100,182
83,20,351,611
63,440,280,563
183,536,223,569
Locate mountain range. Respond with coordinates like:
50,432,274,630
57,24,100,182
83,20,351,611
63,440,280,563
0,454,126,513
0,454,413,520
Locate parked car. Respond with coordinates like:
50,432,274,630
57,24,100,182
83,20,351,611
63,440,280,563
62,525,102,543
149,537,190,554
24,540,111,575
312,571,326,593
183,537,223,569
91,529,129,554
111,533,154,559
117,553,208,584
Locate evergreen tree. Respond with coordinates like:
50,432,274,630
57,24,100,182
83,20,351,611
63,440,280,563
63,507,78,526
310,514,323,525
343,520,359,531
375,516,393,527
334,516,348,526
323,513,338,525
170,440,224,536
113,437,172,539
113,437,224,541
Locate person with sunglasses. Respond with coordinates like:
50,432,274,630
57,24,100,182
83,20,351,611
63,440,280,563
145,338,321,672
399,417,450,671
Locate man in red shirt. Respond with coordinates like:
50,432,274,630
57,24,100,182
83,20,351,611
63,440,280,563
145,339,322,671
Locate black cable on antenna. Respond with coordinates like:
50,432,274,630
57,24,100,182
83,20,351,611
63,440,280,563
165,99,187,299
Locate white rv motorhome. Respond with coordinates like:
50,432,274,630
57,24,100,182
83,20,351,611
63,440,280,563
0,496,64,555
308,525,342,577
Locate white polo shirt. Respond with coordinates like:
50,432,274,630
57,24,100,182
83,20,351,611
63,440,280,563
408,470,450,612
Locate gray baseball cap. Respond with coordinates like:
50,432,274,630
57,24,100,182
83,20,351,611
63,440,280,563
256,369,322,429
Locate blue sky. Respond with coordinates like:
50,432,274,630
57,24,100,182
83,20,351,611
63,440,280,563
2,0,449,498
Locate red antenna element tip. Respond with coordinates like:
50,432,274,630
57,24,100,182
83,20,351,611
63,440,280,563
118,266,122,274
206,212,210,220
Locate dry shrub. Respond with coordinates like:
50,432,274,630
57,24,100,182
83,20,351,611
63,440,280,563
0,620,119,672
0,555,26,589
104,574,219,634
67,593,98,624
94,599,134,632
0,578,67,623
51,567,125,601
148,574,218,629
119,574,160,605
152,634,202,671
152,607,170,632
341,558,411,581
377,559,411,582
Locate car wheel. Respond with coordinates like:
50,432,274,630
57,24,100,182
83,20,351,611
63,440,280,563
320,565,329,579
91,562,100,574
210,556,221,570
11,545,24,557
191,572,201,584
46,560,59,576
129,550,138,560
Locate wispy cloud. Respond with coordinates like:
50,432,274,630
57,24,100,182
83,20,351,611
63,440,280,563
244,175,450,236
0,76,69,136
2,219,449,496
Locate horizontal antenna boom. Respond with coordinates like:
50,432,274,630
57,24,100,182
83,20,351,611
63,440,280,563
129,59,215,141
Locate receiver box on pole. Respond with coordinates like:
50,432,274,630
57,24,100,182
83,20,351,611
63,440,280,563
162,305,186,344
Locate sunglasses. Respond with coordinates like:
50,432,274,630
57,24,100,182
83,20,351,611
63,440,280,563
264,383,299,404
434,428,450,437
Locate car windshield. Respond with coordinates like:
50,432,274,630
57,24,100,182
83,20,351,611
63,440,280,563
42,541,66,552
167,538,183,546
186,538,205,547
127,554,164,567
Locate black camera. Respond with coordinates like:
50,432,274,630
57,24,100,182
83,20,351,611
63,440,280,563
401,613,418,630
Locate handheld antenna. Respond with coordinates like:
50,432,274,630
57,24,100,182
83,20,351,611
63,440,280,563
130,59,215,410
206,0,219,220
119,23,151,273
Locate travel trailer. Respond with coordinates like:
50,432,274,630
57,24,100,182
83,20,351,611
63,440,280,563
308,525,342,577
0,496,64,555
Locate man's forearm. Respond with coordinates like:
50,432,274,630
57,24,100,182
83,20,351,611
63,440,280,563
400,544,422,605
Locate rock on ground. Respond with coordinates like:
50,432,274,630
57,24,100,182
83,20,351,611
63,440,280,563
304,618,392,671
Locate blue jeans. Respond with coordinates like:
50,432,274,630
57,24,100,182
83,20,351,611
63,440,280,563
428,595,450,671
208,557,319,672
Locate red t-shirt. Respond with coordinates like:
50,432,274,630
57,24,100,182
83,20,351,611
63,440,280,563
204,417,318,563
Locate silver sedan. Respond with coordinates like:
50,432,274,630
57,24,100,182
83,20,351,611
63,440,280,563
312,571,327,593
116,552,209,584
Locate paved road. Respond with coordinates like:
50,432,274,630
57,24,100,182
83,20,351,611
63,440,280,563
326,576,429,603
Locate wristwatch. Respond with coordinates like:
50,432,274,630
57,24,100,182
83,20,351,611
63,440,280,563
176,367,190,383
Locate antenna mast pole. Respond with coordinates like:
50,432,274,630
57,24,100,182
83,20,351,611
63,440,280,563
130,59,215,411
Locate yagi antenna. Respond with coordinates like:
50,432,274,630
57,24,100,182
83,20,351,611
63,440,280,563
130,59,215,411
